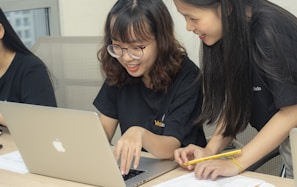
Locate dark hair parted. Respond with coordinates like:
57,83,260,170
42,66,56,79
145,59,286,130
0,8,33,55
181,0,297,137
98,0,187,93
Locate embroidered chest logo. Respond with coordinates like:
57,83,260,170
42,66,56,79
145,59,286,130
253,86,262,92
154,114,166,127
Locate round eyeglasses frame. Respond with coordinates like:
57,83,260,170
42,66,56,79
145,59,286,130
107,40,154,60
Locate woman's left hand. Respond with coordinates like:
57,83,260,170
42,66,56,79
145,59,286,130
193,159,241,180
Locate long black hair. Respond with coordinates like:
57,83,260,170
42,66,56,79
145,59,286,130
0,8,34,55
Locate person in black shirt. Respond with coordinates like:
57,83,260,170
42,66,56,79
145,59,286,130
0,8,57,126
173,0,297,179
93,0,206,175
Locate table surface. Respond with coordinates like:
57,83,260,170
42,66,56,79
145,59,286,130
0,127,295,187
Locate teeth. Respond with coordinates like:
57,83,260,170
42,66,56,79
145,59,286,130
127,64,138,68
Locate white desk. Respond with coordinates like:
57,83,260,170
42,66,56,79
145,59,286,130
0,127,295,187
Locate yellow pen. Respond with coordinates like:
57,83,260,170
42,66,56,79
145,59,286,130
182,149,242,166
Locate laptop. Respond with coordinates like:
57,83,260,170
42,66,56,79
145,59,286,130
290,128,297,187
0,101,177,187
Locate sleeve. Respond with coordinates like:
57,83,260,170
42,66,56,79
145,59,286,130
268,79,297,109
93,81,118,119
21,59,57,107
259,33,297,108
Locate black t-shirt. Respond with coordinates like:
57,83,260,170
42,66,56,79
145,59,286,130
250,21,297,131
93,57,206,147
0,52,57,107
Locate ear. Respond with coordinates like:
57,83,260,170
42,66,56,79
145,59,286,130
0,23,5,39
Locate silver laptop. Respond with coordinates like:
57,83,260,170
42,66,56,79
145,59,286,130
0,101,177,187
290,128,297,187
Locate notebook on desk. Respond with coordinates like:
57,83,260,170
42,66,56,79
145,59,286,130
290,128,297,187
0,101,177,187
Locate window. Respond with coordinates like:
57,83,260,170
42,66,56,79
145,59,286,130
1,0,60,48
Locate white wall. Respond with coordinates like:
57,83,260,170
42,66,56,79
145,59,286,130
163,0,200,65
58,0,116,36
58,0,200,63
272,0,297,15
58,0,297,65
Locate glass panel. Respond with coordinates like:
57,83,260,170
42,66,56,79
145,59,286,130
4,8,50,48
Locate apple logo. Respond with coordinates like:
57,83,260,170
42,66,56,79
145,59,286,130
52,139,66,152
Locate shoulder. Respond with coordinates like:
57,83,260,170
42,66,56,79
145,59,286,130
251,6,297,40
179,56,200,76
15,53,45,66
250,9,297,61
170,56,201,91
14,52,46,68
181,56,199,70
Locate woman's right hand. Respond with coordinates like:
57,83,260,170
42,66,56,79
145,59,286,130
174,144,214,171
114,126,145,175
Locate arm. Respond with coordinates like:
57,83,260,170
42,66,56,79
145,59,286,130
194,104,297,180
124,126,181,159
174,118,233,170
235,104,297,171
99,113,118,142
0,113,4,126
205,120,234,155
142,128,180,159
115,126,180,175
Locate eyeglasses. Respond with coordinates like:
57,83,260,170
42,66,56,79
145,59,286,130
107,40,154,60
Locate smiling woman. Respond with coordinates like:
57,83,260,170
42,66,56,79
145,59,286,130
173,0,222,46
93,0,207,176
172,0,297,180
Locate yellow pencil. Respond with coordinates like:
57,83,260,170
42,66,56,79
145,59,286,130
182,149,242,166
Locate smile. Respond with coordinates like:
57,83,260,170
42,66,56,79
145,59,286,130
126,64,140,72
199,34,206,40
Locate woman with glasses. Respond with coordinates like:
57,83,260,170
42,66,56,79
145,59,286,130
0,8,56,126
173,0,297,179
93,0,206,175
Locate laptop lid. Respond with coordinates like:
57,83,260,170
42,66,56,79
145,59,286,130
0,101,177,187
290,128,297,187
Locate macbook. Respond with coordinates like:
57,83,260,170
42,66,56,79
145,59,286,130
0,101,177,187
290,128,297,187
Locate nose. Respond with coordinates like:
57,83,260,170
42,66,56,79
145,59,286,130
121,49,134,61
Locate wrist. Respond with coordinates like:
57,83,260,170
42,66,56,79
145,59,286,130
204,146,217,156
131,126,146,139
206,136,233,155
230,157,244,174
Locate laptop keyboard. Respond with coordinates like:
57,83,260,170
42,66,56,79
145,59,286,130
122,169,145,181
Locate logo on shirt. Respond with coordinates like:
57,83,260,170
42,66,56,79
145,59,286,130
154,114,165,127
253,86,262,92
